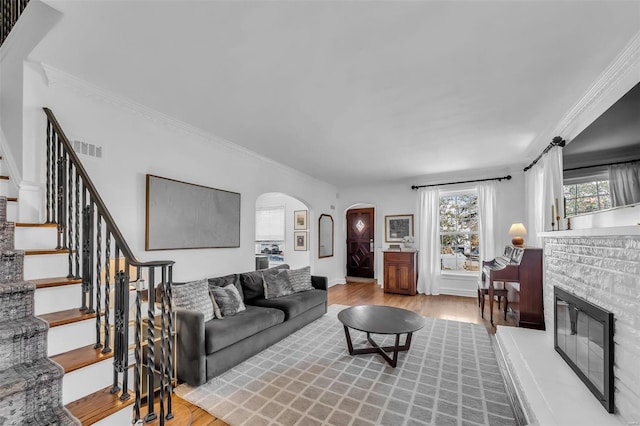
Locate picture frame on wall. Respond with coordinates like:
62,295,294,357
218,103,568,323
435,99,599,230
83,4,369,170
145,174,240,250
384,214,414,242
294,231,308,251
294,210,308,230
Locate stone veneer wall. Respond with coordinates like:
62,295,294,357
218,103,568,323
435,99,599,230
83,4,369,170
543,235,640,424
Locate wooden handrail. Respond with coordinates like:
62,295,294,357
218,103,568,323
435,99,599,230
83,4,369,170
43,107,176,423
42,108,173,269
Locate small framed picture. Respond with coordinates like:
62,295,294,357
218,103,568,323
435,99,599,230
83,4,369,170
384,214,414,243
294,231,308,251
294,210,308,230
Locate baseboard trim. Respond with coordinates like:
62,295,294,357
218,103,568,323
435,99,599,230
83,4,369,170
438,287,476,298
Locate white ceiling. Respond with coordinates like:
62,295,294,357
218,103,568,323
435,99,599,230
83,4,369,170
33,0,640,186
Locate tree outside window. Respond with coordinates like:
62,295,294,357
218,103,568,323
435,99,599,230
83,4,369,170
439,193,479,272
563,180,611,216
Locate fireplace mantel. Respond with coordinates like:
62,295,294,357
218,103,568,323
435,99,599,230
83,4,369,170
539,225,640,237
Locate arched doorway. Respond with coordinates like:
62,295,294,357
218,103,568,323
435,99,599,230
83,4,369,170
255,192,310,269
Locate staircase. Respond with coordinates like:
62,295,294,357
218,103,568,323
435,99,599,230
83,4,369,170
0,106,180,424
0,158,136,424
0,191,80,424
19,224,135,425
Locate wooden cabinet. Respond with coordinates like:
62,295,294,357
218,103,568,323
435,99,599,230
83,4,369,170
383,251,417,295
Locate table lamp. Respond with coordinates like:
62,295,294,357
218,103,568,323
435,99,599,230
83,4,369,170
508,223,527,247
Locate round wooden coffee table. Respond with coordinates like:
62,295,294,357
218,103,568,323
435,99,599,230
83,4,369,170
337,305,425,367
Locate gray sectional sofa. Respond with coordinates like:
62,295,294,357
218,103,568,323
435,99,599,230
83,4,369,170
175,265,328,386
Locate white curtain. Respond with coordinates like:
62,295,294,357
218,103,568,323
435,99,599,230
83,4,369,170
609,161,640,207
477,182,497,271
525,146,564,247
417,188,440,295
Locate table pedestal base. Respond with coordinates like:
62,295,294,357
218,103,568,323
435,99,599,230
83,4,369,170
342,325,414,368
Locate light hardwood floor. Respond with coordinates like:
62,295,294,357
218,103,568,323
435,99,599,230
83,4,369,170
172,280,518,424
329,280,520,333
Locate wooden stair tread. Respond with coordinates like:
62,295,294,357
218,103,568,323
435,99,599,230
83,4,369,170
66,385,134,425
16,222,57,228
172,395,227,426
0,175,9,180
25,248,73,255
137,397,194,426
7,197,17,202
39,307,97,328
33,276,82,288
52,344,114,374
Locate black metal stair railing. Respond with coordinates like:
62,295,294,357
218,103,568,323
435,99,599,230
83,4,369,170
1,0,30,46
43,107,175,425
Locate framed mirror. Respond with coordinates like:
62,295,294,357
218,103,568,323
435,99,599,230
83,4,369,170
318,214,334,258
562,81,640,217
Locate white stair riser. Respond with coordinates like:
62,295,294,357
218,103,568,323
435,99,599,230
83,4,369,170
6,201,17,222
35,284,87,315
48,318,100,356
62,358,114,405
0,179,10,194
15,226,58,250
24,253,71,280
93,405,133,426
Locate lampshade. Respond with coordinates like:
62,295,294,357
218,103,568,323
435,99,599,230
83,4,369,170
508,223,527,247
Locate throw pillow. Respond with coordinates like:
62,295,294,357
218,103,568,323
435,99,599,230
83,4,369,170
172,279,214,321
210,294,223,319
240,264,290,301
209,284,246,318
287,266,314,293
263,269,294,299
208,273,244,300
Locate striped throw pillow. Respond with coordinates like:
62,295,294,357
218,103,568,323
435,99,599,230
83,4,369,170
172,279,214,321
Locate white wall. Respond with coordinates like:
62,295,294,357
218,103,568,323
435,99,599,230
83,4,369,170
256,192,310,269
0,1,60,182
338,169,526,297
20,65,343,285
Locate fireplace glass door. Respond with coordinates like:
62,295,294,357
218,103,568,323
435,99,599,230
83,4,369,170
554,287,614,413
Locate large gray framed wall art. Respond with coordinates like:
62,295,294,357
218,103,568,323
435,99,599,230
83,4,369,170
145,174,241,250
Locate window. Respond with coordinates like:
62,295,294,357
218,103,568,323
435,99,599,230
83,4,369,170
563,180,612,216
255,206,285,241
439,192,479,273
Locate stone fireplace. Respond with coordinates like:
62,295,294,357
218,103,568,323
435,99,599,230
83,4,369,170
543,231,640,423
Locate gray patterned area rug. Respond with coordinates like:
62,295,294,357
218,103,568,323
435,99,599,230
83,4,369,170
175,305,517,426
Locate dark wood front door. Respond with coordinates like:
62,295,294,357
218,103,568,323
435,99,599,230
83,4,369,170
346,208,375,278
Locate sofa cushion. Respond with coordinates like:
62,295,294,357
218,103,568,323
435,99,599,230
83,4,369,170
204,305,285,354
210,284,246,318
240,264,290,301
247,289,326,321
208,273,244,300
263,269,294,299
172,279,214,321
287,266,314,293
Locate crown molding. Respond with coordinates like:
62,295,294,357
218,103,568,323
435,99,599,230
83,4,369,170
526,30,640,160
40,63,334,189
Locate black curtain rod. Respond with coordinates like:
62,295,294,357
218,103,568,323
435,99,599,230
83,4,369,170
411,174,511,190
564,157,640,172
523,136,566,172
